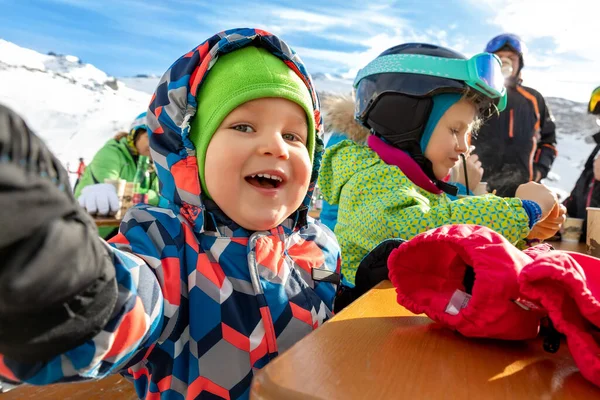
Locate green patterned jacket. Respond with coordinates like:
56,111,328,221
318,140,531,284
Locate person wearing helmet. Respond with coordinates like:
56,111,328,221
473,33,558,197
318,43,565,284
563,86,600,241
74,111,159,238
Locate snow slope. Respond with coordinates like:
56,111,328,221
0,39,597,198
0,39,150,174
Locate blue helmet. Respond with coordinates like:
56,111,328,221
485,33,525,72
127,111,148,154
129,111,148,132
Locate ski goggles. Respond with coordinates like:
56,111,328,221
590,86,600,115
354,52,507,111
485,34,523,54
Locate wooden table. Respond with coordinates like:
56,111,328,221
548,240,587,253
94,217,121,228
0,375,136,399
250,280,600,399
2,241,593,399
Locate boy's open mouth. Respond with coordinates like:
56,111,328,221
245,173,284,189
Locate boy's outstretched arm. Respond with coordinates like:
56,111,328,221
0,104,163,384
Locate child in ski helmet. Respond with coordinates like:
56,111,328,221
318,43,565,284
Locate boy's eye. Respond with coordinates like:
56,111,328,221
232,124,254,133
282,133,303,143
450,128,460,135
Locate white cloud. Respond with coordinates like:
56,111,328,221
273,9,355,31
281,0,599,102
469,0,600,101
478,0,596,55
262,3,477,80
294,46,359,67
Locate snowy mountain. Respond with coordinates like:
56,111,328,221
0,39,150,179
119,74,162,95
542,97,599,199
0,39,596,198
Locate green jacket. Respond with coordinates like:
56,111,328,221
318,140,531,284
74,137,159,238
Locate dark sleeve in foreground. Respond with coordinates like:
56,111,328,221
0,104,118,363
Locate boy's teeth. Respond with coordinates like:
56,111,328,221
254,173,282,182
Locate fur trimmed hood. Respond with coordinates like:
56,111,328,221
322,95,369,144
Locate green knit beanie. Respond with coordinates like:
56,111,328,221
189,46,316,198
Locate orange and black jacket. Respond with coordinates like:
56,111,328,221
473,84,557,197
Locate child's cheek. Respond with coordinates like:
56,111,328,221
300,153,312,186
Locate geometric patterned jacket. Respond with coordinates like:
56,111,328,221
0,28,341,399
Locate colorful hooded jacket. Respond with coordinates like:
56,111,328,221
0,29,341,399
318,108,533,284
74,136,160,237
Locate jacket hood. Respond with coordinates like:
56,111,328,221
322,95,369,144
146,28,324,232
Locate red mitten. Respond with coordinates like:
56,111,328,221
388,224,544,340
519,251,600,387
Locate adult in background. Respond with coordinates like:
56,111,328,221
473,34,557,197
68,157,86,188
563,86,600,241
74,111,159,239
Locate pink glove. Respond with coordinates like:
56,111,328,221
387,225,545,340
519,251,600,387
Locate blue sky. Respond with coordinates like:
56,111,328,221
1,0,598,101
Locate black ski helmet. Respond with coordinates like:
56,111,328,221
354,43,484,165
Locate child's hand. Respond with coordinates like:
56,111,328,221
451,154,484,191
527,204,567,240
515,182,558,220
594,157,600,181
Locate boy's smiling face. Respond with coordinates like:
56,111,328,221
204,97,312,231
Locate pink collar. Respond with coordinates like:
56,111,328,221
367,135,443,195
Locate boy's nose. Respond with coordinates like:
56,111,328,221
259,132,289,159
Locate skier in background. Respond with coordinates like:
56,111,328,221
67,157,86,188
473,33,558,197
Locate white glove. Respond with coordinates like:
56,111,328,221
78,183,120,216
